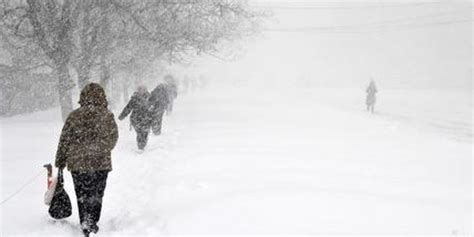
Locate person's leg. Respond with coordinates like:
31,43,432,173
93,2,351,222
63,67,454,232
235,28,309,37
72,172,95,234
136,128,149,149
143,130,149,148
151,114,159,135
72,172,87,225
157,110,164,134
372,98,376,113
137,131,144,149
152,110,164,135
89,171,109,233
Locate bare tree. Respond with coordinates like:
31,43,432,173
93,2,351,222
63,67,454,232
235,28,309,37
1,0,79,120
1,0,262,120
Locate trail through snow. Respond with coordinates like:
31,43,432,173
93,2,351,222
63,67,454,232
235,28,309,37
1,88,471,236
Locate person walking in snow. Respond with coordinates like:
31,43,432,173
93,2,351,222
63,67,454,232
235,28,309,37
366,79,378,113
149,82,170,135
164,74,178,115
55,83,118,237
119,86,152,150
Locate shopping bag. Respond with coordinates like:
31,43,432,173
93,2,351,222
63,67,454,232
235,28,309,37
48,169,72,219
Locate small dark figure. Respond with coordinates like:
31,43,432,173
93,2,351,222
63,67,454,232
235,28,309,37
119,86,152,150
366,80,378,113
55,83,118,237
164,74,178,115
149,83,170,135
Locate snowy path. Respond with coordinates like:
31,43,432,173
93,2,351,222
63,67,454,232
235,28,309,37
1,89,472,236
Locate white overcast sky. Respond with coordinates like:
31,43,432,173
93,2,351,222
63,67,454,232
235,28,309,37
208,0,472,89
1,1,471,90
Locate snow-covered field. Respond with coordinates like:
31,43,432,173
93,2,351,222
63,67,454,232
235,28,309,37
1,87,472,236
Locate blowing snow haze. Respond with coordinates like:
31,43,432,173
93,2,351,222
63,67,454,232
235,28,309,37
208,0,472,89
0,0,473,236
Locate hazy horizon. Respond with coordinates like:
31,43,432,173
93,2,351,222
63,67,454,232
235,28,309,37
196,0,472,90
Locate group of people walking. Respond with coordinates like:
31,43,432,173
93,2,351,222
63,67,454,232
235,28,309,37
53,74,376,236
118,74,178,150
53,75,178,236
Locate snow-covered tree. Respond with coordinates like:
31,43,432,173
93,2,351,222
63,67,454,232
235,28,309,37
1,0,261,120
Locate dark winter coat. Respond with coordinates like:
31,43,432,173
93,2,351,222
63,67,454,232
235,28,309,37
118,90,151,130
366,82,377,105
55,83,119,171
149,84,170,114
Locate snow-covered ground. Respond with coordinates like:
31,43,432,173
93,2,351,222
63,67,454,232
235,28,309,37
1,87,472,236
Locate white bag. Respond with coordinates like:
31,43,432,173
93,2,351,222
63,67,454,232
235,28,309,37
44,176,58,205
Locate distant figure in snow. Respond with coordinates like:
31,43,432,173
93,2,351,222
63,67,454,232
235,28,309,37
149,82,170,135
55,83,118,236
366,80,378,113
119,86,152,150
164,74,178,115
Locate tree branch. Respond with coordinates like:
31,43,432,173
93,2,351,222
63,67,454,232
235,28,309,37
25,0,55,59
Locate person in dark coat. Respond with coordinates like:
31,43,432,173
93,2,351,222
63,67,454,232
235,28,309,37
55,83,118,236
149,83,170,135
164,74,178,115
118,86,152,150
366,79,378,113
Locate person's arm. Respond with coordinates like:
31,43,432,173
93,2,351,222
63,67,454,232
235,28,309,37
118,96,134,120
103,112,119,151
148,91,157,111
55,114,74,169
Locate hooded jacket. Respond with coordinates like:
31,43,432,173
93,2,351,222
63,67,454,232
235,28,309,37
55,83,118,171
118,88,151,130
149,84,170,113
